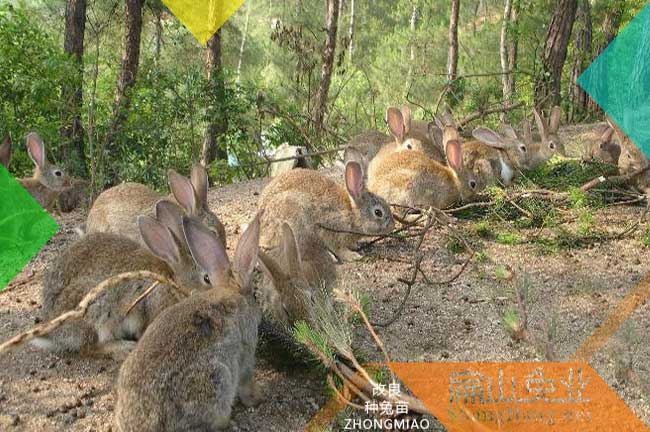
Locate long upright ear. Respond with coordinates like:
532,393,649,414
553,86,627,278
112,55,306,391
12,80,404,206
343,146,368,169
549,106,562,133
600,126,615,144
138,215,182,265
25,133,46,169
472,127,506,149
233,212,262,291
445,138,463,172
386,107,405,142
168,169,198,215
521,120,533,145
280,223,303,274
155,200,186,243
190,163,209,207
401,105,412,135
533,108,548,139
428,122,444,147
0,135,11,169
183,216,231,287
345,161,364,200
501,124,518,140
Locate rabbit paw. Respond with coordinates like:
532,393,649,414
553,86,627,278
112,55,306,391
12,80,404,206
337,249,363,263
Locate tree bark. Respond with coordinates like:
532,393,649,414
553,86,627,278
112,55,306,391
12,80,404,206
535,0,578,110
347,0,355,64
236,4,251,82
447,0,460,82
499,0,514,121
61,0,87,177
105,0,144,183
311,0,340,136
568,0,591,121
201,30,229,166
405,4,418,96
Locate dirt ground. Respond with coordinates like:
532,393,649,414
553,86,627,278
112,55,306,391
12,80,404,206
1,123,650,431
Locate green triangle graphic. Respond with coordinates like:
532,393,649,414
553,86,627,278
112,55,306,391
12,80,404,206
0,165,59,291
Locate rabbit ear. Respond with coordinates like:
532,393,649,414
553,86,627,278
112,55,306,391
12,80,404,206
600,126,615,144
168,169,198,215
472,127,506,149
345,161,364,200
0,135,11,169
280,222,302,274
400,105,412,135
445,138,463,172
521,120,533,145
138,215,182,265
183,216,231,287
233,211,262,291
343,146,368,168
25,133,46,169
428,122,443,147
501,124,518,140
386,107,405,142
190,163,209,207
257,250,286,285
155,200,185,243
549,106,562,133
533,108,548,138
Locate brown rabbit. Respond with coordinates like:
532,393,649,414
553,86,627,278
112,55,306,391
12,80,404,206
524,117,562,169
582,124,621,165
86,163,226,247
368,122,477,209
258,158,394,262
463,125,530,186
18,133,70,211
33,201,213,360
532,106,566,156
379,105,445,162
0,135,11,169
608,120,650,193
257,222,337,327
115,214,262,431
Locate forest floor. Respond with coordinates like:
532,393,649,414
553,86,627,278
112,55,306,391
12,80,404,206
1,123,650,431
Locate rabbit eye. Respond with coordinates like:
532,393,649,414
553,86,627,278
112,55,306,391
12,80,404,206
374,208,384,218
406,143,413,150
54,170,62,177
469,180,477,189
203,274,211,284
628,153,633,159
549,142,555,150
520,145,527,153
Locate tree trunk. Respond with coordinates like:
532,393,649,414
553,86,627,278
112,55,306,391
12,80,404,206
447,0,460,81
347,0,355,64
154,6,163,62
535,0,578,110
236,4,251,82
499,0,513,121
405,4,418,97
311,0,340,136
568,0,591,121
201,30,229,166
104,0,144,183
60,0,87,177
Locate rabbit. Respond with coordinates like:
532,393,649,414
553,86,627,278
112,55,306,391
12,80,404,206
608,120,650,193
270,142,310,178
0,135,11,169
18,133,70,211
463,124,530,186
86,163,226,248
344,129,393,164
368,121,478,209
256,222,337,327
524,116,562,169
115,213,263,432
257,156,394,262
33,201,213,360
532,105,566,156
379,105,445,162
582,124,621,165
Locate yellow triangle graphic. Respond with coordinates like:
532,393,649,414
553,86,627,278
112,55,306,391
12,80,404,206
163,0,245,45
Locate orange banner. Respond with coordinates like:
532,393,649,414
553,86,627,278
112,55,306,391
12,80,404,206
389,361,648,432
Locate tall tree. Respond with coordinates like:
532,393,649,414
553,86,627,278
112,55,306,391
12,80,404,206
347,0,355,64
201,30,228,166
311,0,340,136
447,0,460,81
105,0,144,183
568,0,591,121
60,0,87,176
499,0,519,121
405,4,419,96
535,0,578,110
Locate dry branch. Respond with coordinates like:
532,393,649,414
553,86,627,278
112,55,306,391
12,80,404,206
0,271,182,355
